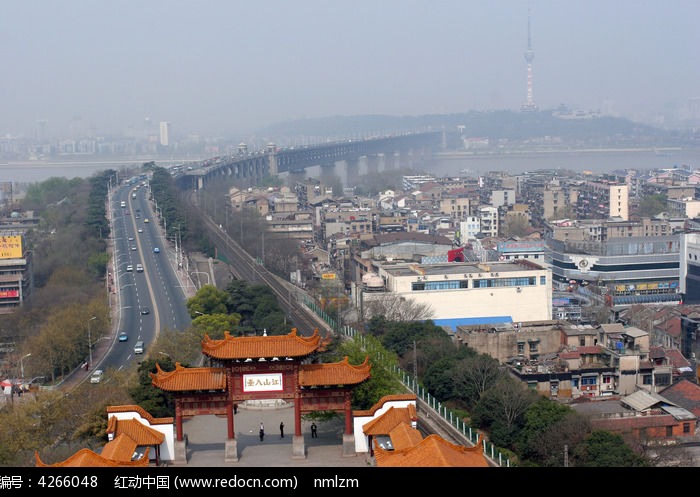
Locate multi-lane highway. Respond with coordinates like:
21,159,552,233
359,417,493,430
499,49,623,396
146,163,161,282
92,180,330,379
99,180,192,372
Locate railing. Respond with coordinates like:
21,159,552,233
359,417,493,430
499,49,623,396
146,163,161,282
304,296,514,467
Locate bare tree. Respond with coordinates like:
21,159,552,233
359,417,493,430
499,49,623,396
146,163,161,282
362,293,434,323
485,376,537,429
453,354,502,401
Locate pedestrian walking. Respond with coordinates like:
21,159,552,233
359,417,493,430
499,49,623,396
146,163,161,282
280,421,285,438
259,422,265,442
310,422,317,438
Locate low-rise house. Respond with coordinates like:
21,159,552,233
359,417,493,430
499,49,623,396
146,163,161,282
571,389,698,446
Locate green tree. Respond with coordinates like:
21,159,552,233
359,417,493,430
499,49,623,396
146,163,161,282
572,430,649,467
330,334,404,410
637,194,667,217
422,355,461,401
186,284,230,316
224,280,287,334
518,397,587,466
129,358,176,418
192,313,241,338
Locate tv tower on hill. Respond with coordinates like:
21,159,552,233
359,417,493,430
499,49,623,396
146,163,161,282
521,9,538,112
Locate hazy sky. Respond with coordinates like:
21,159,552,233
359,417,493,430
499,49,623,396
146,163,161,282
2,1,698,138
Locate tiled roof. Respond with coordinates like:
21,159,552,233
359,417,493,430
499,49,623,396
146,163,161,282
202,328,322,360
150,357,371,391
373,434,489,467
353,393,417,417
386,422,423,450
362,406,417,436
106,417,165,446
100,433,141,462
299,356,371,386
35,447,150,467
664,348,691,369
106,405,174,425
592,413,678,432
660,379,700,417
151,363,227,392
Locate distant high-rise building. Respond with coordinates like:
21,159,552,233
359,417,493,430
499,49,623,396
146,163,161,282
520,9,538,112
159,121,170,146
609,184,629,221
36,119,48,141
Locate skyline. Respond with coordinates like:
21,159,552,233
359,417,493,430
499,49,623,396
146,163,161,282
2,1,699,139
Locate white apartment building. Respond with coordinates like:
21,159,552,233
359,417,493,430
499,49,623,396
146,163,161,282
159,121,170,147
478,206,499,237
609,184,629,220
458,217,481,242
365,260,552,327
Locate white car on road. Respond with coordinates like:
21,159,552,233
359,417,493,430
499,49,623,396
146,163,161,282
90,370,104,384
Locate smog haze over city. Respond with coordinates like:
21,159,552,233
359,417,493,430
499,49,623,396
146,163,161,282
1,0,698,140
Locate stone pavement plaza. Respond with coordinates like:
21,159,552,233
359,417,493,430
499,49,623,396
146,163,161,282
178,402,373,468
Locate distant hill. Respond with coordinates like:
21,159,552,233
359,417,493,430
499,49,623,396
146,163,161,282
257,110,693,146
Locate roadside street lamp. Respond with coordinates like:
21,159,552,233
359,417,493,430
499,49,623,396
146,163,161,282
87,316,97,368
20,353,31,379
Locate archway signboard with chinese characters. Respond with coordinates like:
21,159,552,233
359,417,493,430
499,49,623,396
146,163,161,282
150,328,371,463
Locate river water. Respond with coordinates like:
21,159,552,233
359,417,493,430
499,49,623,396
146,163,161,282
429,148,700,177
0,158,190,186
2,148,699,187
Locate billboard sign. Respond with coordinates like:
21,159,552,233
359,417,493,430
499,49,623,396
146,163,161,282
0,236,22,259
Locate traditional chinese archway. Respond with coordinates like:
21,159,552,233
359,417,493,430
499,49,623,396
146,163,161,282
150,328,371,463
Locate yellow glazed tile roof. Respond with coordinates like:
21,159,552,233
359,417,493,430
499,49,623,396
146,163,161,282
150,363,227,392
298,356,371,386
201,328,322,360
374,435,489,467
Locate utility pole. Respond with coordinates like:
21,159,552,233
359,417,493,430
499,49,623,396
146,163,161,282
413,340,417,384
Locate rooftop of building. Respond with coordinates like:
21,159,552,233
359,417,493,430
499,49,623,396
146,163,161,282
378,260,546,278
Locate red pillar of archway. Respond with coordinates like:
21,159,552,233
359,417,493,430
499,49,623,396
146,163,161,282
175,402,184,441
227,400,234,439
294,394,302,436
344,393,353,435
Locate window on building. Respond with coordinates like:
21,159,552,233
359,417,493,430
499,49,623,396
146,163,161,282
683,423,691,434
602,376,613,384
643,374,653,385
666,426,673,437
581,376,596,386
529,342,538,353
655,373,671,386
579,337,586,346
517,342,525,355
